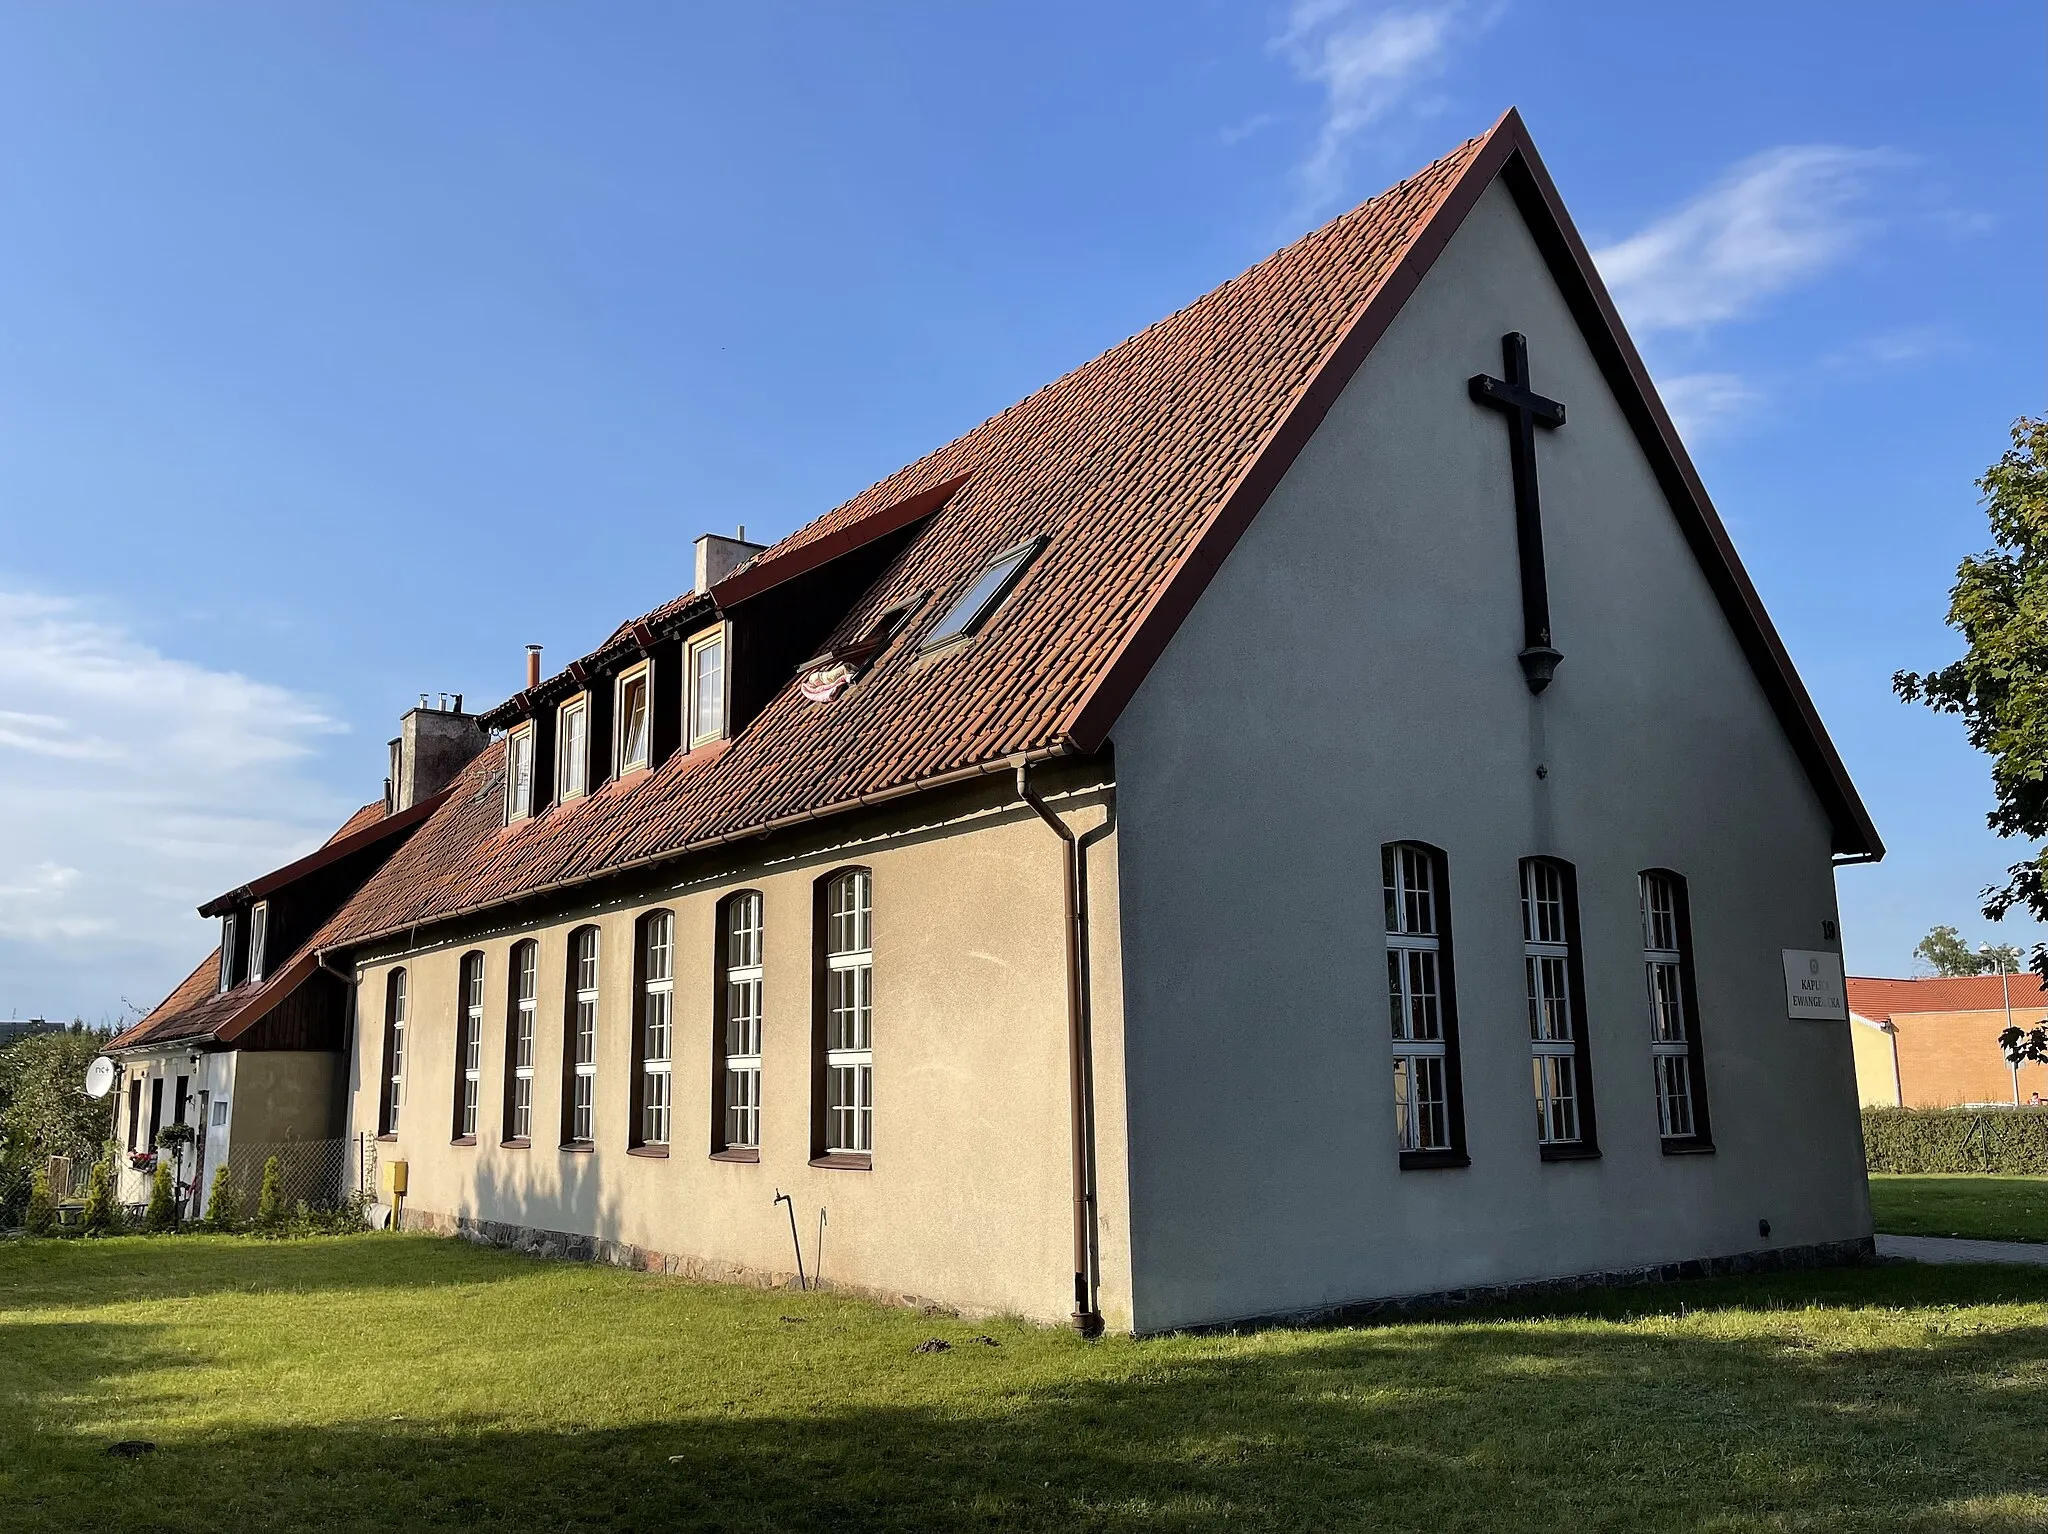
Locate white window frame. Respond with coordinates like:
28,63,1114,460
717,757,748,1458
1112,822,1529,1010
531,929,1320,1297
824,870,873,1156
219,913,237,993
248,901,269,985
556,696,589,801
1384,844,1453,1155
458,953,484,1140
687,626,728,749
1642,872,1698,1141
640,911,673,1145
385,969,408,1135
511,941,537,1141
569,928,599,1144
616,664,652,773
506,724,536,821
1522,859,1582,1147
723,892,763,1150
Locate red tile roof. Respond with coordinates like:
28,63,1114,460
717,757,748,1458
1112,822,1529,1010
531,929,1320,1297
1848,974,2048,1024
252,109,1881,961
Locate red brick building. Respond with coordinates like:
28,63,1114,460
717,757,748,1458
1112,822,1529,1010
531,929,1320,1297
1848,975,2048,1108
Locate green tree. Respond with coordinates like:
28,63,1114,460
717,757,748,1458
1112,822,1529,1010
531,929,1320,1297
23,1167,54,1236
203,1165,240,1230
1915,925,1990,976
0,1027,113,1224
256,1156,285,1230
1898,417,2048,963
145,1160,175,1233
79,1153,118,1235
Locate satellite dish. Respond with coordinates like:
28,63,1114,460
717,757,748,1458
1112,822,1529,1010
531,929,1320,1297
84,1056,117,1100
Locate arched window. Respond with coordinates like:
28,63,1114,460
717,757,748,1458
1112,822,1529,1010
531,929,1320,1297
562,926,600,1146
1521,858,1598,1157
1382,843,1466,1166
714,891,764,1156
378,968,407,1137
632,911,674,1148
814,869,873,1163
453,952,485,1142
504,940,538,1144
1641,870,1712,1151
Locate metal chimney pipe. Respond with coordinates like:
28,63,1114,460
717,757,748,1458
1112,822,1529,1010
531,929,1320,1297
525,645,542,691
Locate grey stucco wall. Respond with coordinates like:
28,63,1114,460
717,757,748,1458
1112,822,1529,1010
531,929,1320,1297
1110,176,1871,1333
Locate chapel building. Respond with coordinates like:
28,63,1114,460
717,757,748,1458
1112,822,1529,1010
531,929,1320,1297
120,110,1882,1333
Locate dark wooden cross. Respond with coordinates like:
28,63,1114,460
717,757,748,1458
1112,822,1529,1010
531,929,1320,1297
1469,332,1567,694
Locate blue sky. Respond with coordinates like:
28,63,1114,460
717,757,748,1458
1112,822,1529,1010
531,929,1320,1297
0,3,2039,1021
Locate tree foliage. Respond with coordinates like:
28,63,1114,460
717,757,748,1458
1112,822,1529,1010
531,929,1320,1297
79,1151,122,1235
204,1165,241,1229
0,1025,111,1224
24,1167,54,1235
256,1155,285,1230
145,1160,175,1233
1897,417,2048,960
1914,925,2024,976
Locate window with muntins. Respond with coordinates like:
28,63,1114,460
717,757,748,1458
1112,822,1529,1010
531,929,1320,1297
718,891,764,1152
1384,844,1464,1164
380,968,407,1135
822,870,873,1158
1641,871,1712,1149
248,901,269,985
1522,858,1596,1155
618,668,651,772
455,952,484,1141
689,630,726,747
564,927,599,1145
507,726,535,821
637,912,673,1146
557,698,588,800
507,940,537,1142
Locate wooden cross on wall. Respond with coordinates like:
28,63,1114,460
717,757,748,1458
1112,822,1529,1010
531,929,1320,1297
1469,332,1567,694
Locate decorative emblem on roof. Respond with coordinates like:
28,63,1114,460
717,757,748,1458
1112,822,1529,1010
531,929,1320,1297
799,662,856,703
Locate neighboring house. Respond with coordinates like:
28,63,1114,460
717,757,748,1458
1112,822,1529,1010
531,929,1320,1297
0,1018,62,1049
142,111,1881,1332
1847,974,2048,1108
106,706,483,1214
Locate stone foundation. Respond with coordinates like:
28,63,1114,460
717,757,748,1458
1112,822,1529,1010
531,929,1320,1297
1176,1235,1879,1336
393,1205,973,1318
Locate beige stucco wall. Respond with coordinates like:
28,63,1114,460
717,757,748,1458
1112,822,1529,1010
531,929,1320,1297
1109,175,1872,1331
1849,1016,1901,1107
346,773,1130,1329
231,1051,344,1145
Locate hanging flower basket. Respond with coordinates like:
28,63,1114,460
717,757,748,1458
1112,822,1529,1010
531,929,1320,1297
154,1122,196,1152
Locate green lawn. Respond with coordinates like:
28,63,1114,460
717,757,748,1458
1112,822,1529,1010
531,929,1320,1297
1870,1174,2048,1243
7,1236,2048,1531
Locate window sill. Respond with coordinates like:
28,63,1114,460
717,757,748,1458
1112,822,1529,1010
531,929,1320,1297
810,1152,872,1171
1660,1138,1716,1156
710,1147,760,1163
1538,1143,1602,1163
560,1142,595,1155
451,1136,477,1148
500,1138,530,1151
1399,1149,1470,1171
375,1134,398,1144
627,1144,669,1159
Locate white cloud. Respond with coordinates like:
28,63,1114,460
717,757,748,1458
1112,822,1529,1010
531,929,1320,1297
1655,372,1761,440
1274,1,1476,215
1592,146,1892,334
0,592,349,1021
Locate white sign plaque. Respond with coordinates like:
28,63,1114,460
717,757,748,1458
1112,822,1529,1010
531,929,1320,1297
1782,949,1847,1021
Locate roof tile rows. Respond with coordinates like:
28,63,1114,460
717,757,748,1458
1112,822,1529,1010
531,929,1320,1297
1848,974,2048,1024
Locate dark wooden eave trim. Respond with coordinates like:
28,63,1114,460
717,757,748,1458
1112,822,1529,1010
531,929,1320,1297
710,473,972,608
476,595,719,731
198,788,453,917
1057,107,1880,860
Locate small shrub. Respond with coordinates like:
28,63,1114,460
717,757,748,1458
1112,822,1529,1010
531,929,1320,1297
202,1165,240,1230
24,1169,55,1236
1863,1107,2048,1174
145,1161,176,1233
79,1156,116,1235
255,1156,285,1230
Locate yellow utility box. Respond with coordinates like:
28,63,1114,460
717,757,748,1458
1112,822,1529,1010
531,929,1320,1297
382,1159,408,1197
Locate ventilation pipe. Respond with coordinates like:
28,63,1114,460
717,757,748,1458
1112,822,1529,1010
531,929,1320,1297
526,644,543,691
1016,758,1104,1337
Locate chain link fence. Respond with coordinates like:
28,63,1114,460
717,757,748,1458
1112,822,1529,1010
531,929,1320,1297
223,1137,354,1213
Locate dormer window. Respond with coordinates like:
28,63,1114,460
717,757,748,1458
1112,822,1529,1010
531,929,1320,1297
218,913,237,993
248,901,270,985
506,724,535,822
687,628,726,747
921,537,1045,651
557,696,589,800
617,665,651,772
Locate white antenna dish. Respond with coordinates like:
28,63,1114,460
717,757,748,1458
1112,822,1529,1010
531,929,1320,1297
85,1056,117,1100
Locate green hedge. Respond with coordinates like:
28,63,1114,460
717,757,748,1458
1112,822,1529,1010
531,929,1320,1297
1863,1107,2048,1174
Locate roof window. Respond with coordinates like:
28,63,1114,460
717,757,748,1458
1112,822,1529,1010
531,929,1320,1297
921,538,1044,651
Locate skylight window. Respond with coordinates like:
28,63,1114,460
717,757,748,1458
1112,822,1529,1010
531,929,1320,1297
921,538,1044,651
